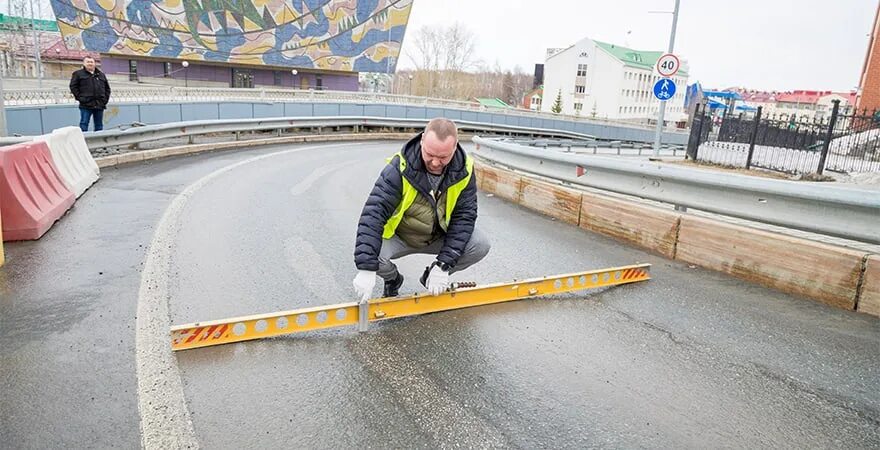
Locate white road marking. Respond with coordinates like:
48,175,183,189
136,143,358,448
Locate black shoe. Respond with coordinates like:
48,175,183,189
383,273,404,297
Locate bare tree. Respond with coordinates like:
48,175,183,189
406,22,482,99
402,23,538,105
442,22,478,72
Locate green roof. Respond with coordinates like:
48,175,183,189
474,98,511,108
594,40,688,75
0,14,59,32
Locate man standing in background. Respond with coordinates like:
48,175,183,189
69,56,111,132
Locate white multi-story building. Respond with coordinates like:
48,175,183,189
540,36,689,123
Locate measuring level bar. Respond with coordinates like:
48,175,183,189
171,263,651,351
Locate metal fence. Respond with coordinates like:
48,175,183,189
686,101,880,174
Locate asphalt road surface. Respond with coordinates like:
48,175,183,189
1,140,878,448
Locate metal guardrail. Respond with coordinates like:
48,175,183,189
0,116,597,150
4,86,682,133
472,136,880,244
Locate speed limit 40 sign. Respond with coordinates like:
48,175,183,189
656,53,680,77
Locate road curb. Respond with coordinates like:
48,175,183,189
475,160,878,318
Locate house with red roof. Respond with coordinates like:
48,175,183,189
719,87,857,121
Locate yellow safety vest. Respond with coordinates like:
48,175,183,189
382,152,474,240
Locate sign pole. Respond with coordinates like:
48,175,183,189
0,73,7,137
652,0,680,157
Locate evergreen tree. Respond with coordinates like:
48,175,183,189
551,89,563,113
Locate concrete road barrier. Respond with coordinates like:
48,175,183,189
36,127,99,198
580,193,681,259
675,215,864,310
0,203,4,266
519,178,582,225
479,164,522,203
474,160,877,317
858,256,880,317
0,141,75,241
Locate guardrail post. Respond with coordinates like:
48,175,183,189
817,100,840,175
52,87,60,104
745,106,763,169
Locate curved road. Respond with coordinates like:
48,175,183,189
1,141,879,448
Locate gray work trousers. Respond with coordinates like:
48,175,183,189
377,228,491,281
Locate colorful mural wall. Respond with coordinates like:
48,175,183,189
49,0,413,73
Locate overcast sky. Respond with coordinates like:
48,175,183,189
400,0,876,92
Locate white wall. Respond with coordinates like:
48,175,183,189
540,40,580,115
589,47,623,119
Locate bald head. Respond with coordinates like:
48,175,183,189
424,118,458,142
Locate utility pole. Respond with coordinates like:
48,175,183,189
652,0,680,157
0,73,7,136
29,0,43,88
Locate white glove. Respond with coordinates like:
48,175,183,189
353,270,376,301
425,265,449,296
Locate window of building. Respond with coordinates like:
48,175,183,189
315,75,323,90
274,71,283,86
575,85,586,94
576,64,588,77
574,102,583,112
163,62,172,77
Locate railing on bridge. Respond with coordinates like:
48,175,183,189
3,86,673,132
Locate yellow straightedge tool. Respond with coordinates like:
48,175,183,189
171,264,651,351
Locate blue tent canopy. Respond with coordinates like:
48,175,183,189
706,99,728,109
703,90,742,100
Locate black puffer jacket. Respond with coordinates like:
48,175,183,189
69,67,111,110
354,132,478,271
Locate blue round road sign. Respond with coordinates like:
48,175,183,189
653,78,676,101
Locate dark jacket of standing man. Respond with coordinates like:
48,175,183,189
69,56,111,132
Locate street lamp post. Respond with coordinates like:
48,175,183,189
408,74,413,96
652,0,680,157
0,73,7,136
29,0,43,88
291,69,298,89
182,60,189,88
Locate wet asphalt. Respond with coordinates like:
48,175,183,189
1,140,878,448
